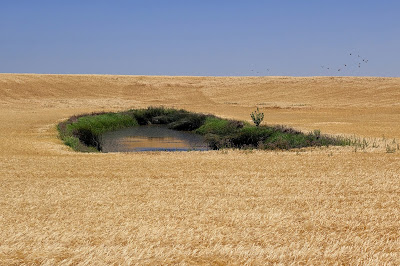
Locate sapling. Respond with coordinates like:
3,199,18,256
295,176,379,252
250,107,264,127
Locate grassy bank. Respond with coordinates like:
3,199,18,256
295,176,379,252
57,112,138,152
58,107,352,152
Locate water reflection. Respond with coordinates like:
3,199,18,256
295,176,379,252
101,125,210,152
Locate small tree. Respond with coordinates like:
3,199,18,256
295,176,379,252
250,107,264,127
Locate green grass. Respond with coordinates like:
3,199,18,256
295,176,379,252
58,112,138,152
196,117,237,135
58,107,353,152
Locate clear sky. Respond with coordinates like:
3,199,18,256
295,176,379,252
1,0,399,77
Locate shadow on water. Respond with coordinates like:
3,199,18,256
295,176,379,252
100,125,210,152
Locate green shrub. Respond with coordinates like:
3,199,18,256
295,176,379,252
128,107,191,125
58,107,353,152
196,117,240,135
230,126,274,147
250,107,264,127
63,136,80,149
168,114,206,131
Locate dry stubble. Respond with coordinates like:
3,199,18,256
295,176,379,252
0,74,399,264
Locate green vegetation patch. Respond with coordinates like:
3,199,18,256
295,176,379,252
58,107,352,152
58,112,138,152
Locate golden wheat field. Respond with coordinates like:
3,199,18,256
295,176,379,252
0,74,399,264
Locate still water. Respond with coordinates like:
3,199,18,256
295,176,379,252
101,125,210,152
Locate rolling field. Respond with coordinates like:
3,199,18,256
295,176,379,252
0,74,399,264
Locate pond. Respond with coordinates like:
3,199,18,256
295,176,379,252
100,125,210,152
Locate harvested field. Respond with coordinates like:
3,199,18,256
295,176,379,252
0,74,399,264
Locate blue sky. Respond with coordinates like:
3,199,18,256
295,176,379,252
1,1,399,76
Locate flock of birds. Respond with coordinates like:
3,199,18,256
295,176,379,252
248,52,369,75
250,68,270,75
321,53,369,72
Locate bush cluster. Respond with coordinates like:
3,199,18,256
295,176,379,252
196,121,349,150
58,107,352,152
126,107,208,131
